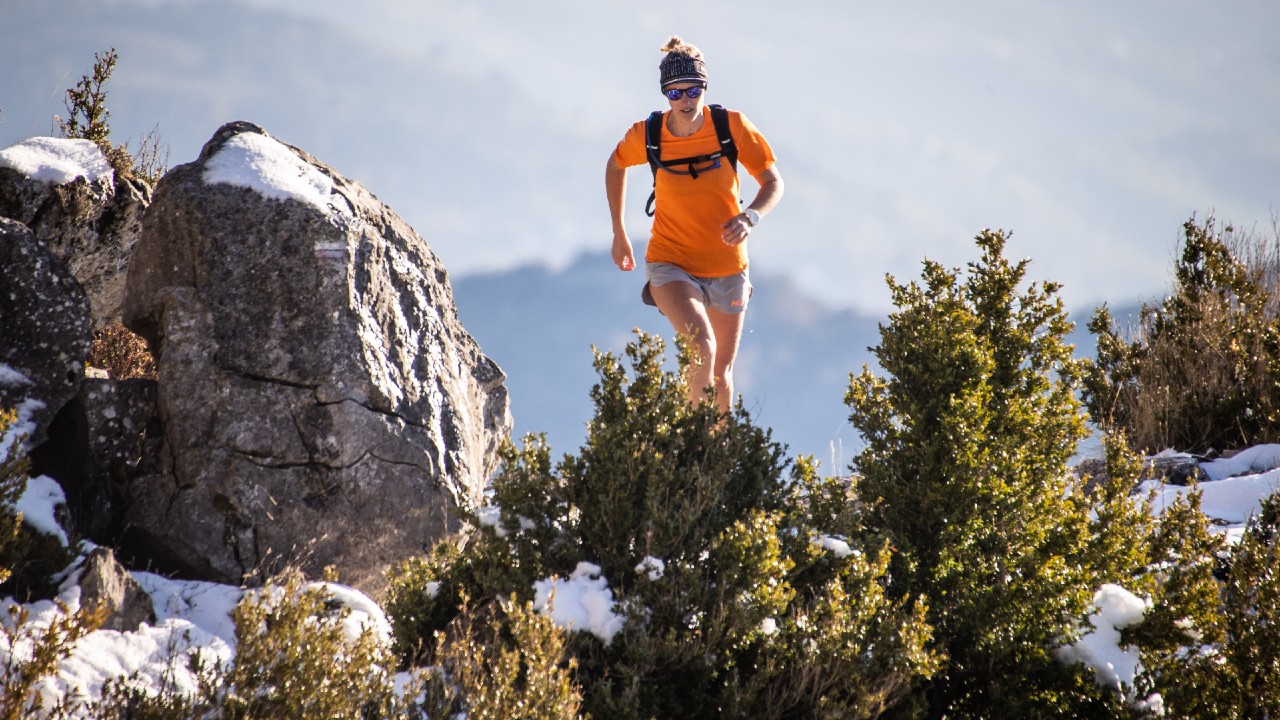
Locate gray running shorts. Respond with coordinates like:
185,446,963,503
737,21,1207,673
642,262,753,315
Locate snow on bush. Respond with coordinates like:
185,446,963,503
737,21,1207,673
532,562,624,646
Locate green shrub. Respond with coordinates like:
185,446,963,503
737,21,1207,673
1121,488,1280,719
84,569,405,720
1,603,103,720
1177,486,1280,712
1122,488,1227,718
1085,216,1280,454
205,569,399,719
84,673,199,720
387,332,938,719
416,595,583,720
846,230,1147,717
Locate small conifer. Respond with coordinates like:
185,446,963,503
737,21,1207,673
846,230,1135,716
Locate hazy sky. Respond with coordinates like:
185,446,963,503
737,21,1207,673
4,0,1278,313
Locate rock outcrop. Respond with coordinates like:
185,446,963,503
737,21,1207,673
77,547,156,632
0,217,91,447
121,122,510,595
0,137,150,329
31,377,156,540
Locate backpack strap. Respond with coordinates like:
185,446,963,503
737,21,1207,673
708,104,737,171
645,111,664,216
644,104,739,217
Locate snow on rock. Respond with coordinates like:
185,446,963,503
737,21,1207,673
0,364,32,388
15,559,400,710
1056,583,1155,709
203,132,351,216
14,475,69,546
1141,447,1280,544
0,137,113,184
533,562,625,646
1201,444,1280,481
120,121,511,596
11,568,241,710
314,581,395,645
0,396,43,459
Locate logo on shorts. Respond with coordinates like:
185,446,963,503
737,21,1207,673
731,299,745,307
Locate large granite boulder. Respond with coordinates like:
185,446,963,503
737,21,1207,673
122,122,510,596
0,217,91,447
0,137,150,329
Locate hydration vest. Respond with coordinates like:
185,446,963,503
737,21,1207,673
644,103,738,217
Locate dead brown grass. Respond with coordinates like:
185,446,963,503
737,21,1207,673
87,323,155,380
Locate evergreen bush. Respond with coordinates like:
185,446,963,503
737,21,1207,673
845,230,1144,717
0,409,27,589
85,569,405,719
1085,216,1280,454
202,569,400,719
416,594,583,720
386,332,938,719
1120,486,1280,719
1211,492,1280,716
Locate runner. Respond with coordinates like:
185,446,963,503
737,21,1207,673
605,36,784,413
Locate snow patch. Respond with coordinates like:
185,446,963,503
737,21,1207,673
1201,444,1280,481
0,397,44,460
476,504,507,537
14,475,68,546
203,132,351,216
816,534,855,558
0,364,32,388
315,581,394,645
635,556,665,581
533,562,624,646
1057,584,1158,711
0,137,113,184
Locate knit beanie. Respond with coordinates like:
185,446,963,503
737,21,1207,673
658,36,707,88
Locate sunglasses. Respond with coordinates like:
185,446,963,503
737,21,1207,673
664,85,706,101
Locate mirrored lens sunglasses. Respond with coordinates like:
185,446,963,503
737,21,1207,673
664,85,706,101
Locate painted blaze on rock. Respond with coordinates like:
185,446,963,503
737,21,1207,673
123,121,510,596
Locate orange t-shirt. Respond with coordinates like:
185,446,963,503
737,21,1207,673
613,108,776,277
